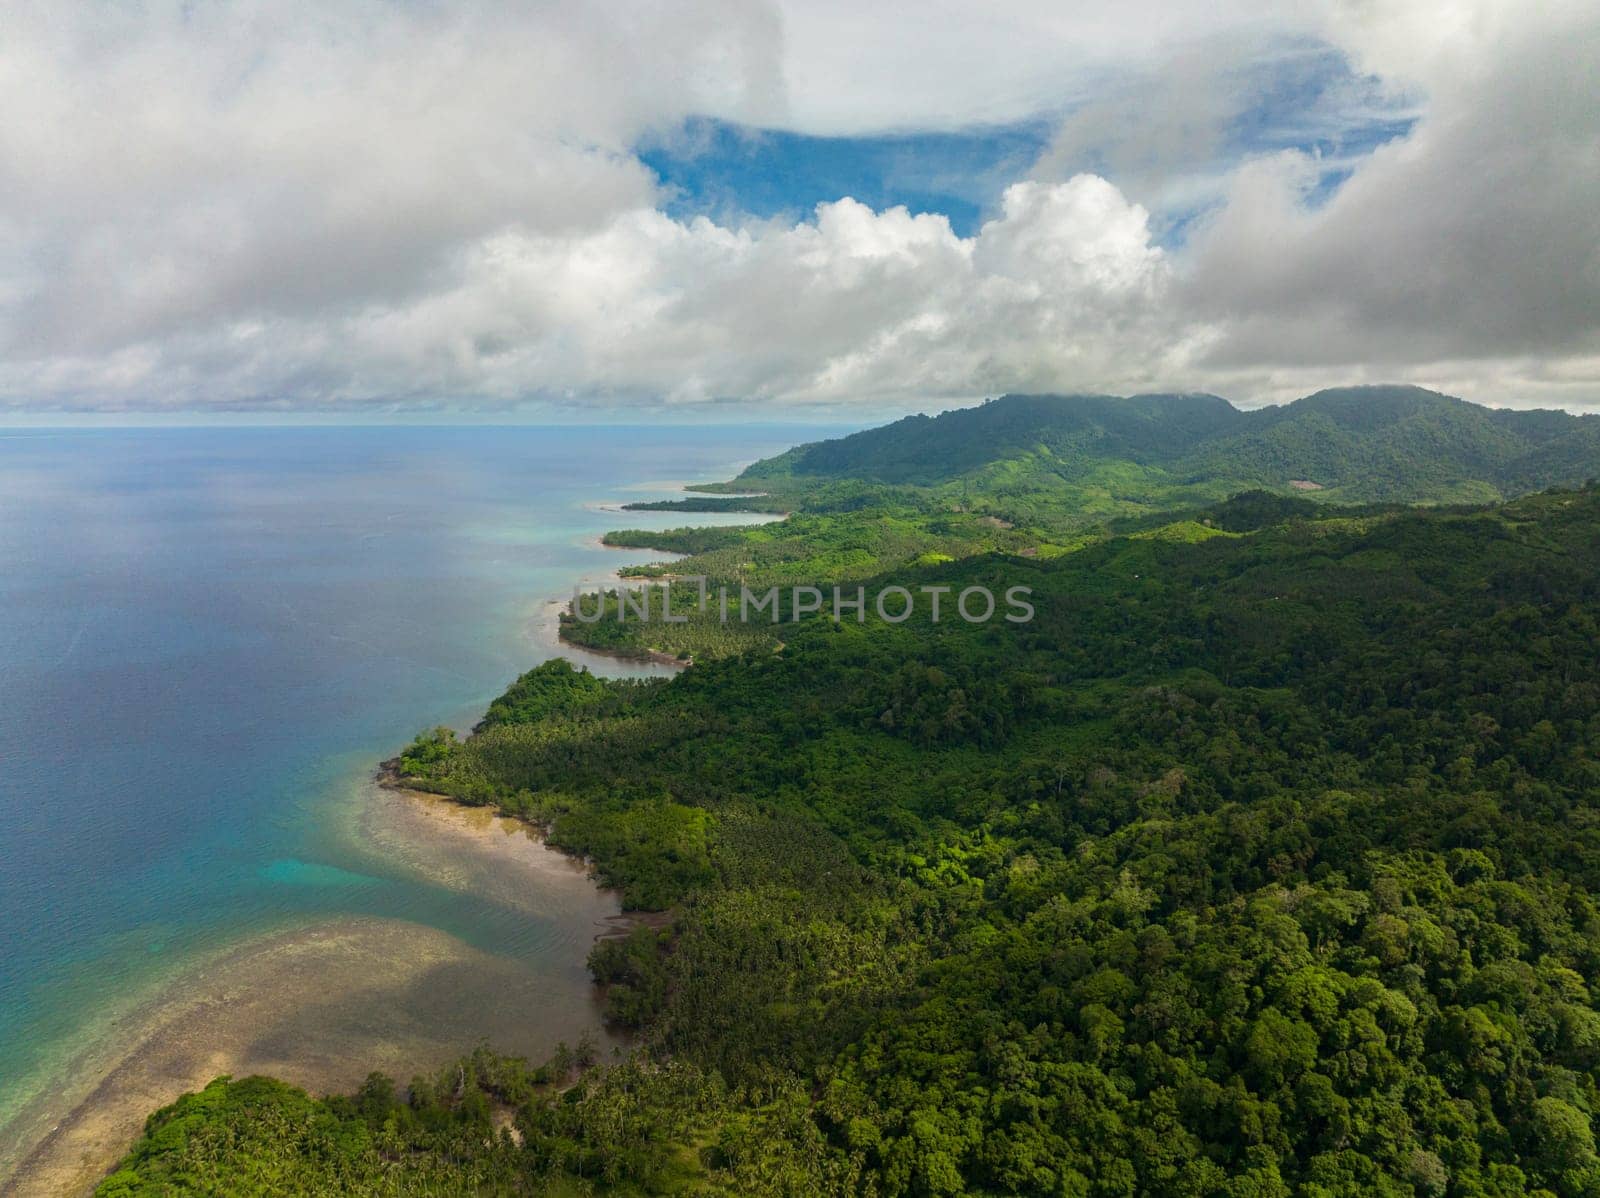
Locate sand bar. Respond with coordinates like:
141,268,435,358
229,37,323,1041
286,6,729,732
1,787,622,1198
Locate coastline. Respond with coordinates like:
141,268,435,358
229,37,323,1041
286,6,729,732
371,775,663,944
5,918,556,1197
2,782,624,1198
529,560,694,671
549,506,785,668
0,475,721,1196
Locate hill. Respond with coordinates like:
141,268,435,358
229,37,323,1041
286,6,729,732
575,388,1600,664
737,391,1242,486
731,386,1600,505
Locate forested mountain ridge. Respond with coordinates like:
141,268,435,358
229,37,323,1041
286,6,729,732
729,386,1600,504
567,389,1600,665
104,483,1600,1195
730,391,1242,487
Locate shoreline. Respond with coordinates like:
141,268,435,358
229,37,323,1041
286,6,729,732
550,505,786,668
2,781,625,1198
531,572,692,671
5,917,613,1196
558,627,689,669
371,772,671,942
2,475,713,1195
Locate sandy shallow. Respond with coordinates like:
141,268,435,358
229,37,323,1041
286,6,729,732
527,563,689,676
359,784,631,936
0,483,744,1195
1,789,623,1198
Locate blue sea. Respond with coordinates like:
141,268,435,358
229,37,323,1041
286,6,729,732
0,424,830,1172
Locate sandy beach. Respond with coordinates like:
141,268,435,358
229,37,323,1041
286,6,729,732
528,561,692,673
0,787,623,1198
0,479,725,1195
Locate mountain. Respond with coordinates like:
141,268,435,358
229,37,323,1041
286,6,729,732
737,385,1600,504
740,391,1242,486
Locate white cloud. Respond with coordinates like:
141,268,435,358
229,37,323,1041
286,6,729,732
1182,0,1600,378
5,177,1192,409
760,0,1313,134
0,0,1595,414
0,0,779,355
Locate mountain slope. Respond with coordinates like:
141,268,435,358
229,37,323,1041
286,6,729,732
743,392,1242,486
736,385,1600,504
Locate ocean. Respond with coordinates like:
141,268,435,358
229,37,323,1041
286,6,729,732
0,424,828,1177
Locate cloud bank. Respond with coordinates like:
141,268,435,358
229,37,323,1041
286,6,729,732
0,0,1595,414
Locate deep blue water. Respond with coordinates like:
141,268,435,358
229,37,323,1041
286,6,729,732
0,424,828,1143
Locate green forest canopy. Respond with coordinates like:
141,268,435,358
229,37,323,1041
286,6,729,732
565,389,1600,667
105,480,1600,1196
728,387,1600,504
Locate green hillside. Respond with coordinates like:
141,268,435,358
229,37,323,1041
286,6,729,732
729,386,1600,505
734,392,1243,487
569,388,1600,665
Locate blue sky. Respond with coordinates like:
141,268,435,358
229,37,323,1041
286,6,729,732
641,47,1418,245
640,118,1054,239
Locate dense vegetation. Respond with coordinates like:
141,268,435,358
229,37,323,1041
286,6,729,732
569,499,1047,663
601,527,756,557
95,1045,745,1196
562,389,1600,666
619,495,790,515
104,473,1600,1195
734,387,1600,504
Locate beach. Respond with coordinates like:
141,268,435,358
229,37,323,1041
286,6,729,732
527,562,692,672
1,785,623,1197
0,441,793,1197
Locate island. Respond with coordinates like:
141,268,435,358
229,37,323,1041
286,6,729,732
100,387,1600,1197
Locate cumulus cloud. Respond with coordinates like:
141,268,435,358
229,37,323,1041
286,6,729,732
1183,0,1600,378
0,0,1595,414
5,177,1193,409
754,0,1307,134
0,0,779,357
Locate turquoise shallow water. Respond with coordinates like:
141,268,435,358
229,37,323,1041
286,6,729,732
0,424,829,1160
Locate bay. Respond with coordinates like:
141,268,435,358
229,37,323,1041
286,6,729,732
0,424,831,1185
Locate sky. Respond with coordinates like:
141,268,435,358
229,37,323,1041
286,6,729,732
0,0,1596,421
